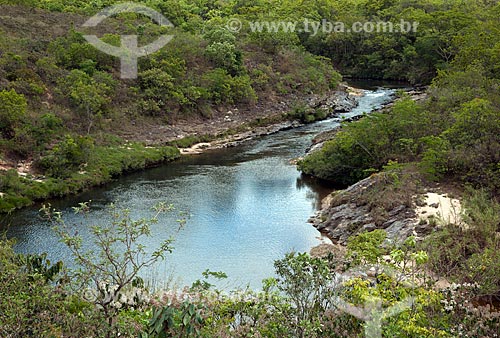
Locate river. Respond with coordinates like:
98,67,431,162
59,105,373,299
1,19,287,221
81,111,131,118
1,84,400,289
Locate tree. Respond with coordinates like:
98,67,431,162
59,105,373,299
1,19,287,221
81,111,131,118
0,89,27,139
58,70,116,134
273,252,337,338
138,68,187,116
42,201,186,338
205,41,243,75
38,134,94,178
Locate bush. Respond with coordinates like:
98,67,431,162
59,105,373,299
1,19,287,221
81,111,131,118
204,41,243,75
347,230,387,265
423,189,500,296
0,238,82,337
443,98,500,194
38,134,94,178
202,68,256,105
137,68,187,116
0,89,27,139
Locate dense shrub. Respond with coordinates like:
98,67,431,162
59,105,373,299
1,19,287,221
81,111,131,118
0,89,27,139
298,98,424,185
0,238,81,337
202,68,256,104
423,189,500,296
38,134,94,178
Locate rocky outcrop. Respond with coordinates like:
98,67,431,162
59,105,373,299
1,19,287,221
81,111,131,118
309,175,435,245
306,85,359,115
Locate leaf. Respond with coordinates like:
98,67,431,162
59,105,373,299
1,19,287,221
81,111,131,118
182,313,190,326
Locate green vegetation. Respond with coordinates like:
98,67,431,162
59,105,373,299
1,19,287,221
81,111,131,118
2,0,495,211
298,0,500,196
0,0,347,212
0,143,179,212
424,189,500,296
1,0,499,336
2,204,499,337
290,0,500,333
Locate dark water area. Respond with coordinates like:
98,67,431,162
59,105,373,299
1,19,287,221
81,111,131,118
343,78,410,90
1,85,397,289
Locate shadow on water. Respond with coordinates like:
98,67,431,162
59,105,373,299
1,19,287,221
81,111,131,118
296,174,347,210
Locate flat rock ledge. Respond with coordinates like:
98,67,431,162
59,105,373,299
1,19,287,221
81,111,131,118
309,175,436,246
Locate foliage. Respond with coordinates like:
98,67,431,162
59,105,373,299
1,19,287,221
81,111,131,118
42,201,184,338
0,89,27,139
38,134,94,178
204,27,242,75
57,70,116,133
347,229,386,265
140,301,204,338
298,97,424,185
423,189,500,296
0,238,89,337
300,78,500,194
273,252,337,337
0,141,179,212
1,215,499,337
202,69,256,105
137,68,188,116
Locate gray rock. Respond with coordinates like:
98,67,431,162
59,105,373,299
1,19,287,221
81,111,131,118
312,175,421,245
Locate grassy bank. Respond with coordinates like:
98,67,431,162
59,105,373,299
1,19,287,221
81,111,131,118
0,143,179,212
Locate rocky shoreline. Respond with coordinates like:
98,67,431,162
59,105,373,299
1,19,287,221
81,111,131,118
309,174,422,245
309,172,463,246
176,85,359,155
302,88,450,247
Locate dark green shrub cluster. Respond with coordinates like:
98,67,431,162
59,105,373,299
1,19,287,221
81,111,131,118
38,134,94,178
298,97,427,185
286,104,328,124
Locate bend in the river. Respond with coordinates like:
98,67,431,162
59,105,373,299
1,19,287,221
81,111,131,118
2,82,404,289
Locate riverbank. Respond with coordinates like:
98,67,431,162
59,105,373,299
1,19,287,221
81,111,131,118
164,85,359,154
0,85,358,213
303,88,426,157
117,84,359,148
0,144,180,213
5,85,384,289
301,88,440,245
308,169,463,246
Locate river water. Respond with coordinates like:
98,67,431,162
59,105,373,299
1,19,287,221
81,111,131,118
1,85,398,289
